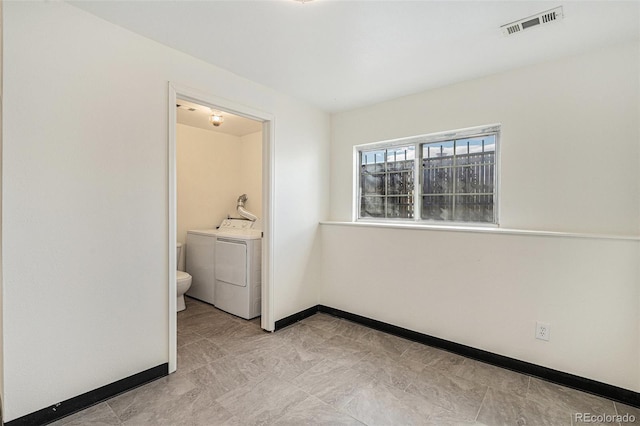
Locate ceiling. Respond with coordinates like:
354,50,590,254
70,1,639,113
176,99,263,136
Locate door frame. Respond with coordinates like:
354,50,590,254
168,83,275,373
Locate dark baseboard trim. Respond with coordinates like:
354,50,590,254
274,305,320,330
6,363,168,426
278,304,640,408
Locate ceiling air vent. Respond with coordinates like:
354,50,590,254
501,6,564,36
176,104,197,111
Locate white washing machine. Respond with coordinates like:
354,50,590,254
185,229,217,305
214,219,262,319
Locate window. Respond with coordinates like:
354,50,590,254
357,125,499,225
360,145,415,219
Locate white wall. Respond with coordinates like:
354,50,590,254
239,131,263,225
176,124,262,267
322,225,639,390
272,95,329,321
330,42,639,236
324,42,640,391
2,1,329,421
0,0,4,409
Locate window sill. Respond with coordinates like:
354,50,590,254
319,221,640,242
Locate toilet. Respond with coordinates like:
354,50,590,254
176,243,192,312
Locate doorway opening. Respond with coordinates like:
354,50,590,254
168,84,275,373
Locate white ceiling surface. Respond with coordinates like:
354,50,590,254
70,1,639,113
177,99,263,136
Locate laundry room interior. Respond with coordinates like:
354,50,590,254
175,99,263,322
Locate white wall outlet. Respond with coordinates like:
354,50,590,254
535,321,551,341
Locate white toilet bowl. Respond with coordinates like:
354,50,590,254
177,270,192,312
177,243,192,312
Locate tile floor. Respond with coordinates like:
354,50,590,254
52,297,639,425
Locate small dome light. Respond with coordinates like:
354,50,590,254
209,111,224,127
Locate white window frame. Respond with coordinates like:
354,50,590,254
354,124,501,227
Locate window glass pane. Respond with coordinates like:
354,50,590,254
420,135,495,223
458,136,496,153
455,140,468,156
387,146,415,167
459,150,495,167
455,165,494,194
422,141,455,158
361,162,386,174
388,171,414,195
387,159,414,172
361,171,385,195
422,164,453,194
360,196,385,218
360,145,415,219
422,141,454,167
455,195,494,223
421,195,453,221
387,196,413,218
456,136,496,165
362,150,385,165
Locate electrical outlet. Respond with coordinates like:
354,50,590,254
536,321,550,341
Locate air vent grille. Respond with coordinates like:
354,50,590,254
505,25,520,35
501,6,563,36
541,11,558,23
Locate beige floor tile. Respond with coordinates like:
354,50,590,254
57,300,628,426
424,408,490,426
121,387,234,426
342,379,429,425
406,366,488,421
299,313,340,331
352,350,424,391
177,298,214,320
254,341,326,381
273,395,364,426
276,322,334,350
401,342,467,375
331,319,375,341
177,338,228,373
193,315,247,340
455,359,530,398
179,308,237,336
50,402,122,426
177,327,204,348
185,354,269,401
384,384,458,420
615,402,640,422
215,375,308,426
526,377,617,418
477,386,571,425
292,360,376,409
217,325,285,354
356,328,414,357
107,373,197,423
307,334,371,367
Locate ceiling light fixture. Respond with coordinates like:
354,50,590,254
209,111,224,127
293,0,314,3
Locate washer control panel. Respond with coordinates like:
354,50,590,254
219,219,254,230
